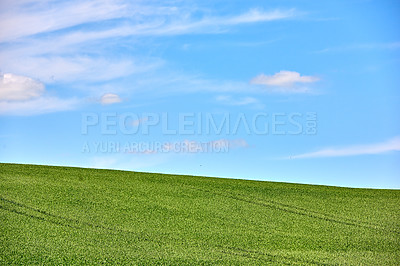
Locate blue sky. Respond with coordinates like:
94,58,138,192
0,0,399,188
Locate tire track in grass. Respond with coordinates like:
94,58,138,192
216,246,331,265
1,196,330,265
0,205,83,230
0,196,151,241
0,197,343,265
186,186,399,234
231,191,396,233
218,248,285,265
0,203,322,265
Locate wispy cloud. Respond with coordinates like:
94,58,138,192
225,8,295,24
0,1,297,89
250,70,319,93
144,8,295,35
216,95,258,106
0,0,126,42
291,137,400,159
0,1,296,42
314,42,400,54
0,96,79,116
215,95,265,109
0,54,161,83
133,71,253,95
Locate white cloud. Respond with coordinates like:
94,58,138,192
251,70,319,87
100,93,122,105
0,73,44,101
250,71,319,93
291,137,400,159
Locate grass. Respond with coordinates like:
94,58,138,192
1,162,399,265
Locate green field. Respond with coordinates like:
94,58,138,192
1,163,399,264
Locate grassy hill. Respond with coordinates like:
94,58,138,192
1,163,399,264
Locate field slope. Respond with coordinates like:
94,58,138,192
1,163,399,264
